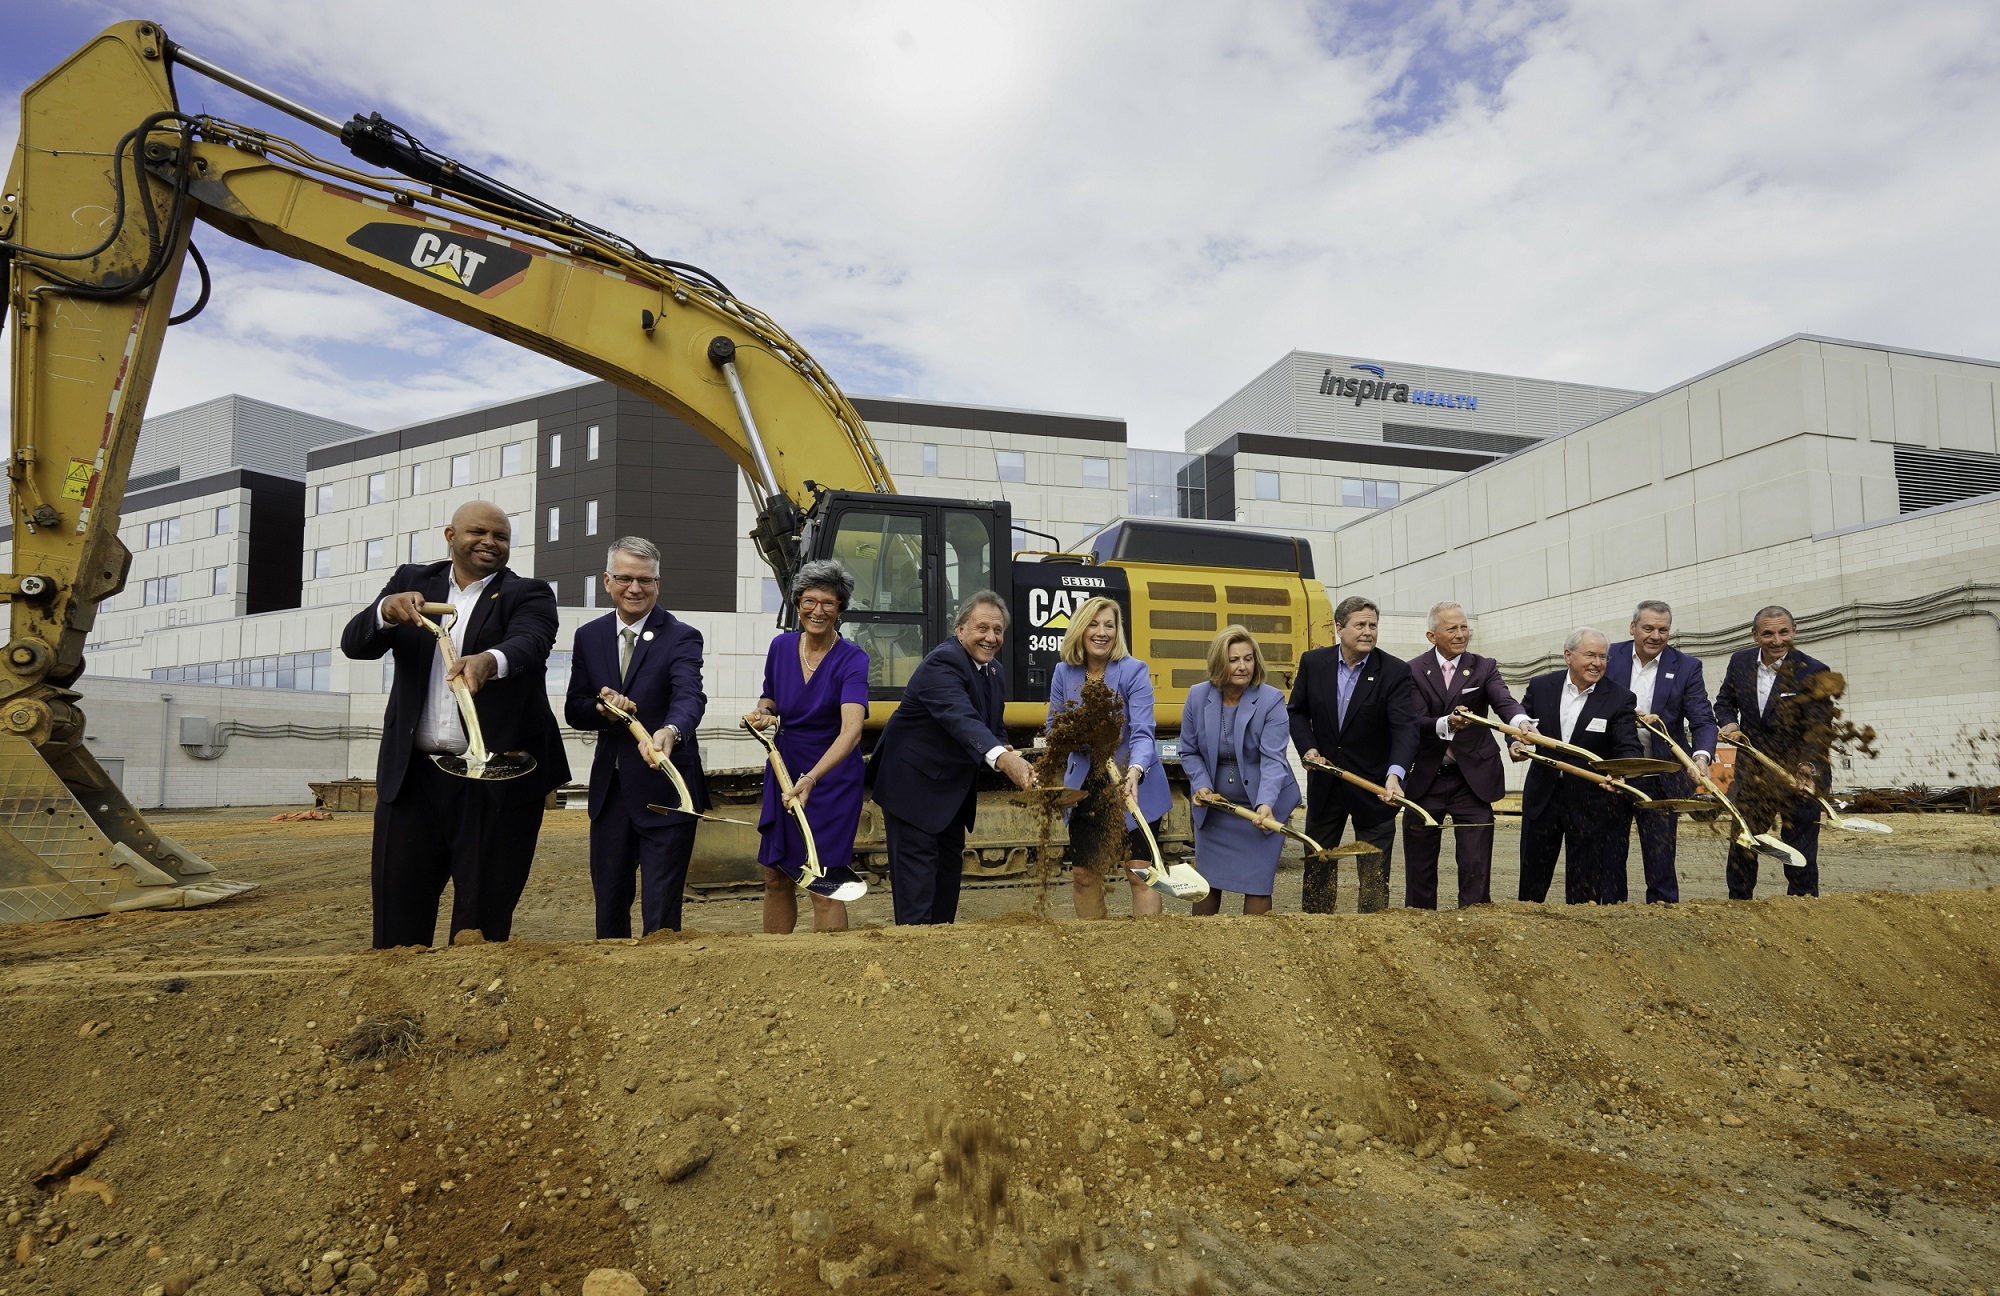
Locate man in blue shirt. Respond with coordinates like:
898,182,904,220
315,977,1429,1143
1287,597,1418,912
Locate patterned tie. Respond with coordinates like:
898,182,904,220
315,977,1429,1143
619,627,635,682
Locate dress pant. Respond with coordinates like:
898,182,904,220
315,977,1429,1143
371,754,547,948
1518,791,1622,904
1726,795,1822,899
884,810,965,925
590,777,695,937
1606,771,1688,904
1301,797,1396,914
1402,762,1496,909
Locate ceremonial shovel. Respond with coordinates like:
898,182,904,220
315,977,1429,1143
742,718,868,902
1723,734,1893,835
1106,760,1210,902
1640,718,1807,867
1301,753,1440,828
1453,708,1604,765
1191,788,1380,865
1512,747,1653,803
590,696,757,831
415,604,537,782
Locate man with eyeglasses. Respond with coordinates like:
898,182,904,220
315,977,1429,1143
564,536,708,936
1510,627,1642,905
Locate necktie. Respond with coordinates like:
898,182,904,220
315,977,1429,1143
620,627,635,681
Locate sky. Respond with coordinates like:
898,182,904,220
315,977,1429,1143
5,0,2000,449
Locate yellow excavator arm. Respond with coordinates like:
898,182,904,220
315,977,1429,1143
1,19,893,921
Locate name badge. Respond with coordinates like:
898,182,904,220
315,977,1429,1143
1586,717,1608,733
1664,673,1675,679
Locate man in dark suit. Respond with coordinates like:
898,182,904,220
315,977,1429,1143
341,500,570,948
1403,601,1529,909
1714,605,1834,899
563,536,706,937
867,591,1034,925
1604,599,1717,904
1287,596,1417,913
1514,627,1644,904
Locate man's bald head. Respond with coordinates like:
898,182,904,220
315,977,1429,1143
444,501,511,585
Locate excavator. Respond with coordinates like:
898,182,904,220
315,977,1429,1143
1,20,1334,922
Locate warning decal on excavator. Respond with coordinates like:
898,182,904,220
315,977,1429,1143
62,459,96,502
345,223,533,298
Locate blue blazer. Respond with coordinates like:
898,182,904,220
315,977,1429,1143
1178,681,1301,830
1047,656,1171,827
563,605,708,821
867,639,1007,836
1605,640,1718,757
1713,647,1834,791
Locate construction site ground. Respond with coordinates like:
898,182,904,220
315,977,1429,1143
3,808,1998,1296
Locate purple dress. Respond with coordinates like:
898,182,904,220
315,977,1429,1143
757,633,871,877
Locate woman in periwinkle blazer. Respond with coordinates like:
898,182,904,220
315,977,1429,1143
1180,625,1301,916
1047,596,1172,919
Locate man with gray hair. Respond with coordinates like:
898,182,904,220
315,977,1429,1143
1604,600,1716,903
1513,627,1642,904
1402,601,1529,908
563,536,708,936
867,591,1034,925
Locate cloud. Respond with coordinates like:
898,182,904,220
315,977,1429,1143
5,0,2000,455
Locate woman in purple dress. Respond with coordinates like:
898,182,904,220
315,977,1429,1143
747,560,870,933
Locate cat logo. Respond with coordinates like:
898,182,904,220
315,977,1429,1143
1028,587,1092,630
345,222,533,299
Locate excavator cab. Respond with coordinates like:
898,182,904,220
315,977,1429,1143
800,490,1014,700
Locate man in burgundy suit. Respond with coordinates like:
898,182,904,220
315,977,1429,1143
1402,601,1529,908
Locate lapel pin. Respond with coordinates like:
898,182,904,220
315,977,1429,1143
642,630,655,642
1462,669,1471,676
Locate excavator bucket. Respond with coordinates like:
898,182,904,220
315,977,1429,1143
0,735,254,923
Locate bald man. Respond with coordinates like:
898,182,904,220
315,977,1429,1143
342,501,570,947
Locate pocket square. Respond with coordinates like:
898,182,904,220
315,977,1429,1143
1585,717,1608,733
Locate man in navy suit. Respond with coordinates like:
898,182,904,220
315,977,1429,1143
1604,600,1718,904
342,501,570,948
1403,602,1530,908
1714,606,1834,899
1514,627,1643,905
563,536,707,936
867,591,1034,925
1287,596,1418,913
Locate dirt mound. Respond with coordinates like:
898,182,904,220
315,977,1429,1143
5,859,2000,1296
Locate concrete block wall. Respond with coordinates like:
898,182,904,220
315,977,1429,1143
302,419,541,608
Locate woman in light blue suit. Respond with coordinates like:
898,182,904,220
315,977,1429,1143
1180,625,1301,915
1047,596,1172,919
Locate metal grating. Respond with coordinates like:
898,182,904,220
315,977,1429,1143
1382,424,1541,456
1894,445,2000,513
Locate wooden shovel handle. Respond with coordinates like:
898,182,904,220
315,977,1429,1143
1301,755,1440,828
1517,747,1649,800
1453,708,1603,764
1641,717,1761,844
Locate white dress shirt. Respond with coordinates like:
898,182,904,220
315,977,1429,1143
1755,654,1784,713
378,570,509,754
1631,652,1659,755
1559,675,1596,744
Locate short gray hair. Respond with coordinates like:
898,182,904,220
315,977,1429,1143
954,589,1010,629
604,535,660,572
1632,599,1672,623
1427,601,1465,632
1752,604,1795,628
1563,626,1608,654
1334,596,1379,628
789,558,855,610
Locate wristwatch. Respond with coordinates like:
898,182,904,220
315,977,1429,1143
664,724,682,744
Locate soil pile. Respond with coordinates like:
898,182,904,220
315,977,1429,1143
5,836,2000,1296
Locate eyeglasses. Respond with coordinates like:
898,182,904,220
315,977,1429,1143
798,597,842,612
606,574,659,588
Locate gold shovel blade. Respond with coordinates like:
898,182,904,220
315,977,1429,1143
432,751,538,782
1636,798,1721,813
1304,841,1383,861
